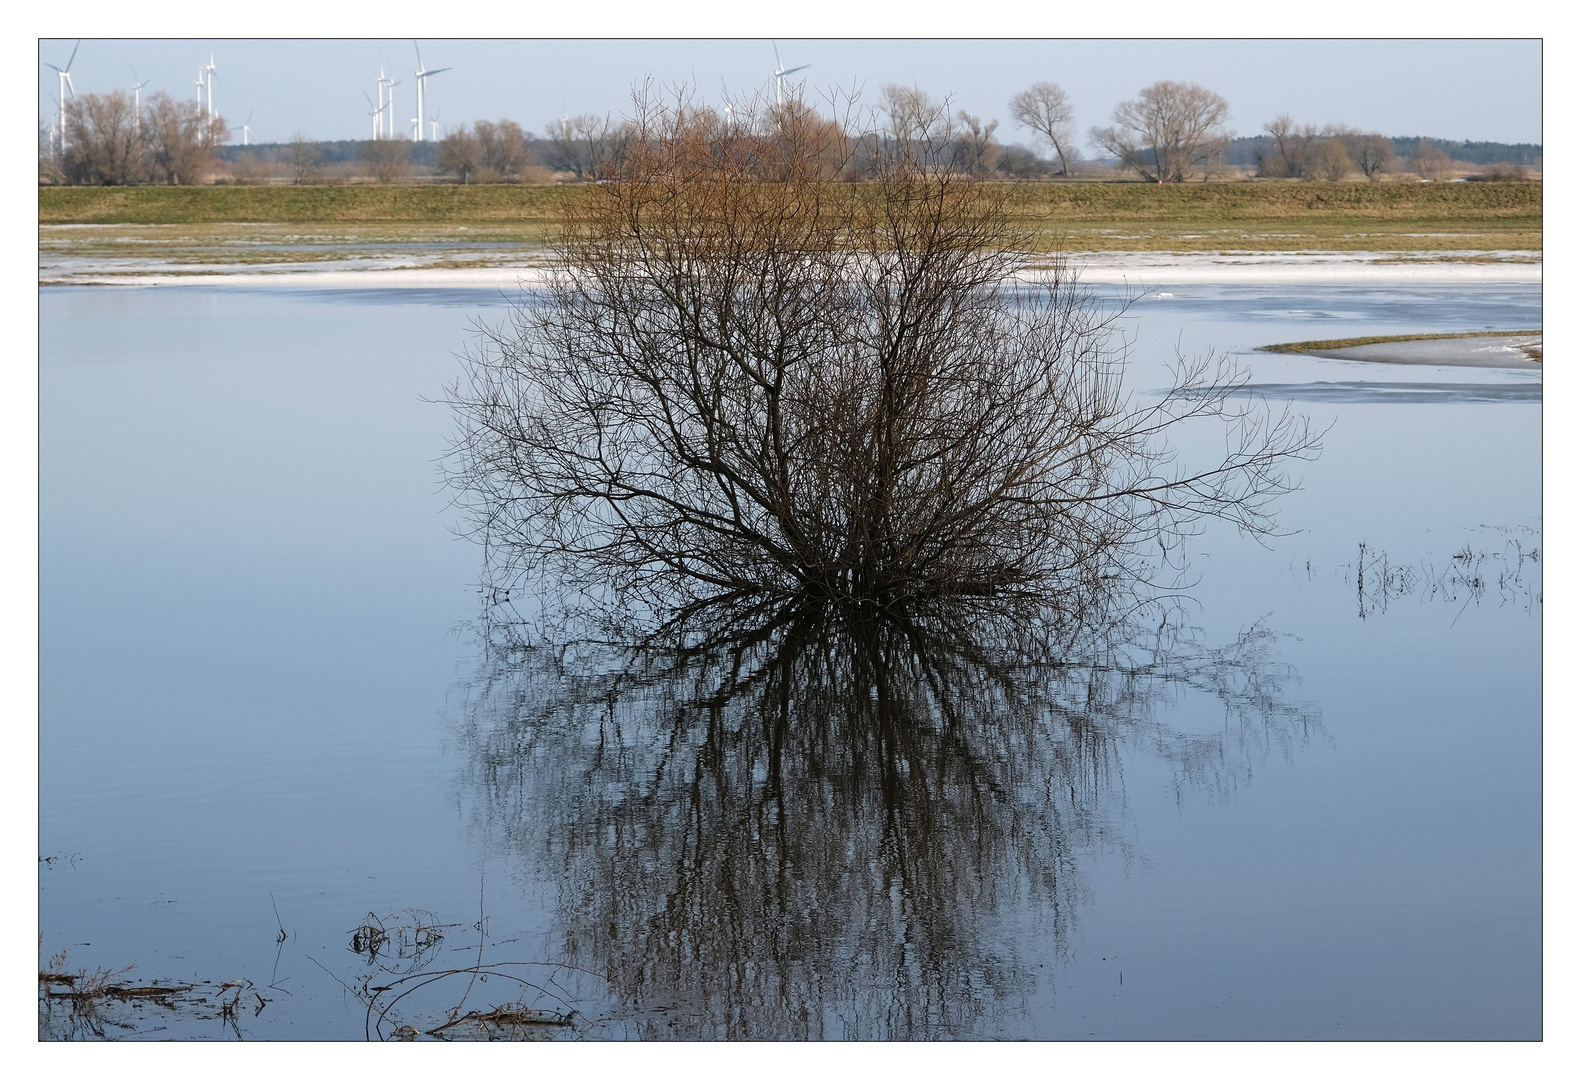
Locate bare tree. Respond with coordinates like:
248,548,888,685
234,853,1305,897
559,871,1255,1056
1008,82,1077,175
288,133,320,185
143,93,225,185
474,119,529,180
449,87,1318,631
1411,139,1452,181
1312,137,1354,181
880,84,948,156
953,110,1001,177
1089,81,1231,183
1347,132,1396,180
436,127,481,183
360,136,410,184
541,113,619,181
62,91,145,185
1260,114,1317,179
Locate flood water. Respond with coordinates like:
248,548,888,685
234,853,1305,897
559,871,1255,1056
38,281,1541,1040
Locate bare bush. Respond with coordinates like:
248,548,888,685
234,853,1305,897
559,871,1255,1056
448,88,1318,632
1090,81,1231,183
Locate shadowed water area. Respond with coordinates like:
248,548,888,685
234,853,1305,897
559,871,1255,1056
39,281,1540,1040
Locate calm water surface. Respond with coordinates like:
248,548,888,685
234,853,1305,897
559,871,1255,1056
38,282,1541,1039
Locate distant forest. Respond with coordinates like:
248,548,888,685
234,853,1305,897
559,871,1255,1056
1222,136,1543,168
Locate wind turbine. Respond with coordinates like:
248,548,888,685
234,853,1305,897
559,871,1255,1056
201,54,217,120
241,109,254,146
363,91,382,139
429,109,441,142
43,40,79,158
771,40,809,107
130,67,150,137
411,41,450,142
376,69,401,140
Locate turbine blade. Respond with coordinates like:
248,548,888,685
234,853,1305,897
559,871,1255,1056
427,67,451,76
772,39,782,68
66,39,80,71
783,64,810,75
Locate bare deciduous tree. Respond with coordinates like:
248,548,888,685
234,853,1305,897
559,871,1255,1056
1089,81,1231,183
361,136,410,184
62,91,145,185
541,113,624,181
880,84,948,155
144,93,225,186
1347,132,1396,180
1260,114,1316,179
449,87,1317,632
1411,139,1452,181
436,128,481,183
474,119,529,180
1008,82,1077,175
289,132,320,185
1312,137,1354,181
953,110,1001,177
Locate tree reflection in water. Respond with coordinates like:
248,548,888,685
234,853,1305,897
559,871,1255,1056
455,595,1317,1040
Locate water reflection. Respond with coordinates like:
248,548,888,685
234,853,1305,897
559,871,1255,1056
456,599,1318,1039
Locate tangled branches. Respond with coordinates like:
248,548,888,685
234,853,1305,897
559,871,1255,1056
447,87,1319,633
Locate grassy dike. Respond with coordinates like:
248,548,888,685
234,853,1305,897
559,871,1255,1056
40,180,1537,235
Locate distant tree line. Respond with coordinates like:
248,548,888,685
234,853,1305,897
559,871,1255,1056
40,90,227,185
43,80,1542,186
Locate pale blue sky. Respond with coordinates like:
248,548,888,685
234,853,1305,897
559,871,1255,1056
39,38,1542,148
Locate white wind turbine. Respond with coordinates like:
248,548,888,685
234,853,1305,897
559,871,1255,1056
201,54,218,120
363,91,383,139
377,69,401,140
130,67,150,137
241,109,254,146
43,40,79,158
411,41,450,142
771,40,809,107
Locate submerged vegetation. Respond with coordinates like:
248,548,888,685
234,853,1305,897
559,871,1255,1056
446,89,1320,634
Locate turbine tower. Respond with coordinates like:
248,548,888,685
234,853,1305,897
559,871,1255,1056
376,69,401,139
43,40,79,158
363,91,382,139
130,67,150,137
771,40,809,107
202,54,217,120
241,109,253,146
411,41,450,142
